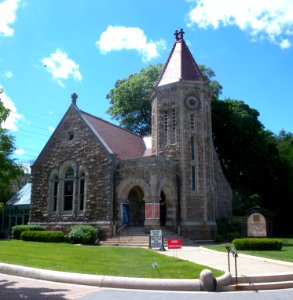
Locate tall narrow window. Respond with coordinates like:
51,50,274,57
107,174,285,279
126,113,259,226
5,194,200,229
171,108,176,143
192,165,196,192
164,111,168,144
191,136,195,160
53,176,58,212
190,114,195,131
64,168,74,211
79,172,85,212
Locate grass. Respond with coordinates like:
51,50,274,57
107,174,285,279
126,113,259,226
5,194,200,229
205,238,293,263
0,240,223,279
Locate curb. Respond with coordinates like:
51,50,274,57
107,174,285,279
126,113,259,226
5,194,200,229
0,262,220,291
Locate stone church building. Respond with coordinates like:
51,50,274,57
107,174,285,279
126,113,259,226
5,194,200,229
30,30,232,240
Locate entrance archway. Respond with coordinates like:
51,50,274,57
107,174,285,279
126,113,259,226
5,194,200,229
128,186,145,227
160,191,166,226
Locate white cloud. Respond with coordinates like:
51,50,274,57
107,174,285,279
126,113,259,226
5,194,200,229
0,0,20,37
49,126,55,132
96,26,166,62
14,148,25,155
187,0,293,48
280,39,291,49
4,70,13,78
42,49,82,87
20,162,31,174
0,85,23,131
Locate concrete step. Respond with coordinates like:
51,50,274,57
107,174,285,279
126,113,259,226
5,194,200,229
102,227,195,247
218,273,293,291
236,273,293,284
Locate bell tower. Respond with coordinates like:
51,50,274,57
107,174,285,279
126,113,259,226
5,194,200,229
151,29,217,238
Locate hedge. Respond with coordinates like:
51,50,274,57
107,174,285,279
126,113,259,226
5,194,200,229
12,225,46,239
232,238,283,251
66,225,98,244
21,231,65,243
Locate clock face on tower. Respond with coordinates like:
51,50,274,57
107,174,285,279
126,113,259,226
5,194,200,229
185,96,200,110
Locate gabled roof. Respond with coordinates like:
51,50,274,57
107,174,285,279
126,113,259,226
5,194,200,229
157,30,203,87
6,183,31,206
80,110,146,160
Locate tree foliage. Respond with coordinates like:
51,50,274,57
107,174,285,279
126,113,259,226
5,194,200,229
212,99,281,209
0,91,23,202
107,64,163,136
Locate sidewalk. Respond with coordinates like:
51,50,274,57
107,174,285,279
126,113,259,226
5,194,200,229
160,246,293,276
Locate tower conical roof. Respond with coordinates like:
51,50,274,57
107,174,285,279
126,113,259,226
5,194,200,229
157,29,203,87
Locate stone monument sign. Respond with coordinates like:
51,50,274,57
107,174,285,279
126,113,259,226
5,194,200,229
247,212,267,237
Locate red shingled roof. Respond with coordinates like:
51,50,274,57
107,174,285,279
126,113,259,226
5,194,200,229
157,37,203,87
80,111,146,160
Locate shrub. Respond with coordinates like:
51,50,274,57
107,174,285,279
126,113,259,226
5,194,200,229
232,238,283,251
67,225,98,244
214,217,242,242
21,231,65,243
12,225,46,239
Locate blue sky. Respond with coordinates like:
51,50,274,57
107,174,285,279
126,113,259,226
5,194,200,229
1,0,293,169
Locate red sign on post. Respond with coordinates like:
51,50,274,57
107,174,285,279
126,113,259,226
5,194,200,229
168,239,182,249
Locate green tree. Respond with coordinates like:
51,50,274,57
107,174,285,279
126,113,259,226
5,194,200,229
199,65,223,99
277,130,293,167
274,130,293,234
212,99,279,199
107,64,163,136
0,90,23,202
211,98,293,234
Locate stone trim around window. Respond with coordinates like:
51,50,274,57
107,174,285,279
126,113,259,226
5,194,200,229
48,161,89,217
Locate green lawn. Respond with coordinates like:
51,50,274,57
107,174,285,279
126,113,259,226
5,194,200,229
205,238,293,263
0,240,223,279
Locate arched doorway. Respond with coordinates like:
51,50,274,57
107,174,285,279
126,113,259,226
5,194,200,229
128,186,145,227
160,191,166,226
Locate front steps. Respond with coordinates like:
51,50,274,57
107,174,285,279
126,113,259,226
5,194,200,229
218,273,293,291
101,227,193,247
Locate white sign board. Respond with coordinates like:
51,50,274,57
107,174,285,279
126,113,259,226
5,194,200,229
150,230,163,249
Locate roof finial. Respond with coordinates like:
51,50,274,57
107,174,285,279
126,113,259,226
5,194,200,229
71,93,78,106
179,28,185,40
174,29,180,41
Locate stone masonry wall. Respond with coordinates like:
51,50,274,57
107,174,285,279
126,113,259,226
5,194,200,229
30,105,115,229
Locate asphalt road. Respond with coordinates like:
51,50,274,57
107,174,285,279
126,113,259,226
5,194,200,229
0,272,100,300
1,272,293,300
81,287,293,300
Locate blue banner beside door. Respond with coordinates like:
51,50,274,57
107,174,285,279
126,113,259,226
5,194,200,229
121,203,129,225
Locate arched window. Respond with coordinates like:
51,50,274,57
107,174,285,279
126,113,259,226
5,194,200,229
52,175,59,212
64,167,74,211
